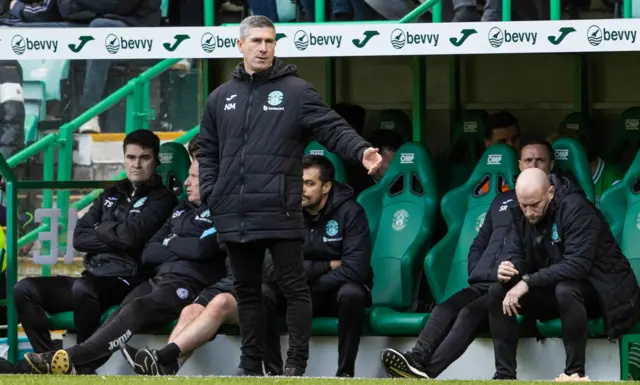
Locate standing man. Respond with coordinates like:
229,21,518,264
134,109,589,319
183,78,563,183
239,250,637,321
198,15,382,377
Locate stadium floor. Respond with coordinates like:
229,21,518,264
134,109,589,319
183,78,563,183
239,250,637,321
0,377,615,384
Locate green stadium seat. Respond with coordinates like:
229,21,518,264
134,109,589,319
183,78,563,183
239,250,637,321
425,144,518,304
19,60,70,102
551,137,596,204
304,141,348,184
537,149,640,340
47,305,118,332
605,107,640,170
156,142,192,201
358,142,438,336
436,110,489,195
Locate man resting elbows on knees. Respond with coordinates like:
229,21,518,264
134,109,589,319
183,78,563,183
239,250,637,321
380,137,555,379
263,155,373,378
488,168,640,380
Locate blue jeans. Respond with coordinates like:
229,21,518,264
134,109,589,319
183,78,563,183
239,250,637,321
247,0,280,21
332,0,379,20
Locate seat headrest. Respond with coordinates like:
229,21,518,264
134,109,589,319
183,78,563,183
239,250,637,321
557,112,596,144
450,109,488,144
156,142,191,200
551,137,595,203
468,144,518,186
618,107,640,140
620,149,640,187
303,141,348,184
376,109,412,143
377,142,437,199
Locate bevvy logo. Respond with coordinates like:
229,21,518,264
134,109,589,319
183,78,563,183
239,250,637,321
488,27,537,48
390,28,439,49
105,34,153,55
587,25,636,46
11,35,58,55
293,30,342,51
200,32,237,53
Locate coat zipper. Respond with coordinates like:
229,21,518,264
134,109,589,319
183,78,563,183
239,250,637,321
240,77,255,242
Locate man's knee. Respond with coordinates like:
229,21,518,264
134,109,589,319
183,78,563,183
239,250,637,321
203,293,237,319
336,282,367,308
71,277,97,301
179,304,205,323
487,282,508,305
13,278,39,305
555,281,581,306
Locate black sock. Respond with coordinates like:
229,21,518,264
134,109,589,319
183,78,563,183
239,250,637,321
156,342,182,365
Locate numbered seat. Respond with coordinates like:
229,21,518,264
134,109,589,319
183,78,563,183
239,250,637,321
556,112,597,145
376,109,413,143
551,137,595,204
156,142,192,201
304,141,348,184
536,149,640,341
436,110,488,195
358,142,439,336
425,144,518,305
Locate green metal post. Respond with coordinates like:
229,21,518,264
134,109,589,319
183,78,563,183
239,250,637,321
140,80,151,131
431,0,443,22
450,57,461,134
203,0,214,116
125,82,139,134
550,0,561,20
41,146,54,277
412,57,427,144
624,0,632,18
6,181,17,364
502,0,511,21
56,126,73,245
315,0,325,21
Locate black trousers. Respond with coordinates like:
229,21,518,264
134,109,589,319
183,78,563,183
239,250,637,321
488,280,601,379
412,283,490,378
13,275,138,353
65,275,201,369
225,239,312,373
263,281,369,377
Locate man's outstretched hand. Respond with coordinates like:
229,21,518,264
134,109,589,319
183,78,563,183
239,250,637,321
362,148,382,175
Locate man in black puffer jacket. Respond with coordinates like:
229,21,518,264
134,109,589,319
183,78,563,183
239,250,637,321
14,130,176,356
381,137,556,380
262,155,372,378
488,168,640,381
198,15,382,376
24,159,227,375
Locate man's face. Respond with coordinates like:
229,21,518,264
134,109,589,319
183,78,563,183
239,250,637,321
519,144,554,174
185,160,201,204
302,167,331,210
486,125,520,149
518,185,554,224
238,27,276,74
124,144,156,184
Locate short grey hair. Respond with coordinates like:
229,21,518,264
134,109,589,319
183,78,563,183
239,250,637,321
239,15,275,40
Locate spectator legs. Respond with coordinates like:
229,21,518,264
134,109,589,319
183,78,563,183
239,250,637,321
247,0,280,21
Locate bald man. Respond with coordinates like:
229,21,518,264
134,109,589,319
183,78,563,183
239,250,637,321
380,137,555,379
487,168,640,381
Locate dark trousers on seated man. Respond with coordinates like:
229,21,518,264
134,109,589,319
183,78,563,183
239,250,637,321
14,275,141,353
25,274,203,374
488,280,601,379
263,281,370,377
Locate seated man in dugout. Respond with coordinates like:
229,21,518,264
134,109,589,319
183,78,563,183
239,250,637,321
23,159,228,375
488,168,640,381
13,131,177,370
262,155,373,378
380,136,555,379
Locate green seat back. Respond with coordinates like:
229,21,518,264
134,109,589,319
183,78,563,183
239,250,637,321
437,110,489,194
156,142,191,201
357,142,438,310
600,149,640,279
552,137,596,204
606,107,640,170
558,112,596,145
304,141,348,184
377,109,412,143
426,144,519,303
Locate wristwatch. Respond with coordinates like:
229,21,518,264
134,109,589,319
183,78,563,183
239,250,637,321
522,274,531,286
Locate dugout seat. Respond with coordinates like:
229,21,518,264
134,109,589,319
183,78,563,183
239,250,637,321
156,142,191,201
605,107,640,171
551,137,596,204
304,141,348,184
